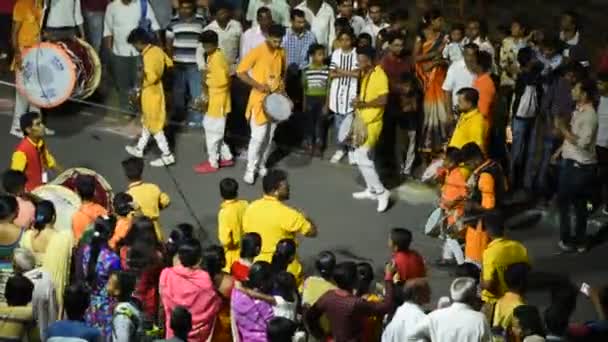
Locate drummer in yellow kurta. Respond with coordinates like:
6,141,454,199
236,24,287,185
124,28,176,167
217,178,248,272
351,46,392,213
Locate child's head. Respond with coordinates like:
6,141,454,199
315,251,336,280
121,157,144,182
107,271,137,302
273,271,297,301
75,175,96,202
267,317,298,342
444,147,463,169
389,227,412,252
5,274,34,306
171,307,193,340
240,232,262,260
64,283,90,320
357,33,372,49
166,223,195,260
219,177,239,200
113,192,134,217
308,43,327,65
337,29,356,50
246,261,273,293
450,23,465,43
127,28,153,52
201,245,226,278
355,262,374,295
200,29,219,54
271,239,297,273
178,238,202,268
540,36,562,59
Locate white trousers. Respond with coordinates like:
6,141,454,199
442,238,465,265
397,128,417,175
354,146,386,194
246,117,277,172
203,115,233,167
136,127,171,155
12,90,40,129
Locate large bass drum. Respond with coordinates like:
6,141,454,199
16,38,101,108
31,184,81,235
51,168,114,212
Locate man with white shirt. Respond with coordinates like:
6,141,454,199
382,279,429,342
408,277,492,342
104,0,160,112
44,0,85,39
336,0,365,35
442,43,478,113
296,0,335,48
246,0,290,27
361,2,388,47
462,18,495,61
240,7,272,59
204,2,242,73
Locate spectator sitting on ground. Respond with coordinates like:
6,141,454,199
0,274,36,341
46,283,101,341
153,306,192,342
511,305,546,341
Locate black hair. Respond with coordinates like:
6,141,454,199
75,175,96,201
240,232,262,259
271,239,297,274
171,306,193,340
201,245,226,279
113,192,134,217
390,227,412,251
544,304,570,336
456,87,480,106
308,43,326,58
290,8,305,20
256,6,271,18
463,42,479,52
389,8,408,23
262,169,288,194
178,238,202,267
454,262,481,283
476,50,492,72
562,10,579,30
114,271,137,302
387,32,406,44
335,17,352,31
451,23,465,34
2,170,27,195
19,112,40,136
0,194,18,221
123,216,160,249
166,223,195,261
422,9,442,25
504,262,530,293
483,210,505,238
267,317,298,342
86,215,116,286
467,17,489,39
511,16,528,33
268,24,285,38
34,200,55,230
245,261,273,293
219,178,238,200
315,251,336,280
513,305,546,338
127,28,152,45
517,46,536,68
356,45,376,60
211,0,233,14
5,274,34,306
64,283,91,320
200,30,219,45
355,262,374,296
273,271,297,302
358,33,373,44
127,239,160,275
121,157,144,181
178,0,195,6
445,147,463,164
579,78,598,101
333,261,357,291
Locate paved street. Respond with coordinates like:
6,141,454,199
0,83,606,322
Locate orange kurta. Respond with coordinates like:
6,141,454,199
71,202,108,241
464,162,496,264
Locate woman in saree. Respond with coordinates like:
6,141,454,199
414,9,450,160
201,245,235,342
19,200,73,311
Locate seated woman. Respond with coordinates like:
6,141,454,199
0,195,25,305
201,245,235,342
0,274,37,341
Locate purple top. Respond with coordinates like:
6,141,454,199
231,288,274,342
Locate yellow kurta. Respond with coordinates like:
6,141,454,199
206,49,232,118
358,65,389,148
236,43,286,125
140,45,173,134
217,199,248,272
127,181,170,240
448,108,490,154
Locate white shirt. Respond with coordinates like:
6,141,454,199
329,48,358,114
338,14,366,35
205,19,243,71
103,0,160,56
382,302,426,342
240,25,266,61
407,303,492,342
296,1,335,48
463,36,495,59
442,59,475,106
361,19,389,46
272,296,297,321
45,0,84,28
597,96,608,148
442,41,464,65
246,0,291,27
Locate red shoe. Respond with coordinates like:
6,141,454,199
219,159,235,167
194,161,219,174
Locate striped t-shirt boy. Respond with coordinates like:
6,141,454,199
302,64,330,97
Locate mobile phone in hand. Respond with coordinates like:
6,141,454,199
580,282,591,296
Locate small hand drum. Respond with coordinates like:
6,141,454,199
263,93,293,122
338,114,367,147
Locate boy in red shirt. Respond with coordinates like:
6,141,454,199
388,228,426,282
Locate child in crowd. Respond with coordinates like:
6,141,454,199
356,262,384,342
109,192,137,250
396,73,421,178
435,147,469,266
231,232,262,281
46,284,102,341
122,157,170,241
0,274,36,341
389,228,426,282
302,44,330,156
271,239,302,287
499,18,530,90
217,177,248,272
108,271,145,341
236,270,299,321
442,23,465,65
332,17,352,51
71,175,108,242
537,37,563,77
267,317,300,342
357,33,373,49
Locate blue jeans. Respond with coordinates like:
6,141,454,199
510,117,535,189
83,11,104,54
172,64,202,124
557,159,596,245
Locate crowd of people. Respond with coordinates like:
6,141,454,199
1,0,608,340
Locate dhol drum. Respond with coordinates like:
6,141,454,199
263,93,293,122
51,168,114,212
337,113,367,147
16,38,101,108
31,184,81,235
424,207,444,238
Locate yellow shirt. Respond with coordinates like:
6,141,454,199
448,108,490,154
492,292,525,330
13,0,43,49
141,45,173,134
218,199,248,271
205,49,232,117
236,43,286,125
0,305,38,341
481,238,529,303
242,195,312,261
11,138,57,171
127,181,170,239
358,65,389,148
